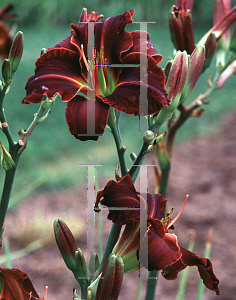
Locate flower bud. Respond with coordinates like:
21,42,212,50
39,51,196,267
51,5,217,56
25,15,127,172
75,248,87,279
143,130,154,144
0,142,16,171
8,31,24,74
89,253,100,276
1,59,12,84
181,44,205,101
169,6,195,54
154,51,188,126
199,32,216,73
95,255,124,300
53,218,77,272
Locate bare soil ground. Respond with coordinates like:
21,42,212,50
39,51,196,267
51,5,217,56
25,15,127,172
4,111,236,300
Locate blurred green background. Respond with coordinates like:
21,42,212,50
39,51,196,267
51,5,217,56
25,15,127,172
1,0,236,203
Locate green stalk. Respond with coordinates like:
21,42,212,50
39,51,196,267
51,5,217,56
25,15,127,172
128,141,149,183
158,169,170,197
110,123,128,177
96,223,121,276
144,270,158,300
0,169,16,234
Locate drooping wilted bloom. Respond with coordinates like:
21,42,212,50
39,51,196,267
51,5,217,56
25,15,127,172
95,175,220,295
0,268,42,300
22,9,169,141
0,3,16,60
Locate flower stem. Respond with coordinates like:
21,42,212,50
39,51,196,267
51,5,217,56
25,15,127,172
144,270,158,300
128,141,149,183
110,123,128,177
96,223,121,276
0,169,16,234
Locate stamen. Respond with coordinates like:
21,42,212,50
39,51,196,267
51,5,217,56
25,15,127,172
167,194,189,230
44,286,48,300
80,44,88,69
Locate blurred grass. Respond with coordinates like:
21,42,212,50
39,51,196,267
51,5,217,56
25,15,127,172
0,3,236,201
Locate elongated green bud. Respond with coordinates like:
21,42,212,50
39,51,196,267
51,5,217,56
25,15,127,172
2,59,11,84
89,253,100,276
181,44,205,101
8,31,24,74
0,142,16,171
53,219,77,272
75,248,87,279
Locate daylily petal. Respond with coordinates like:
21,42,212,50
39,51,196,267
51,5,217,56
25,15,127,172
0,268,41,300
162,247,220,295
65,95,110,141
103,53,169,116
141,226,182,271
123,31,163,63
95,175,140,225
22,48,86,104
99,10,134,65
147,193,167,220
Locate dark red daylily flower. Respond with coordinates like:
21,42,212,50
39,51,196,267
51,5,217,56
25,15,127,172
95,174,220,295
0,268,42,300
0,3,16,60
22,9,169,141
